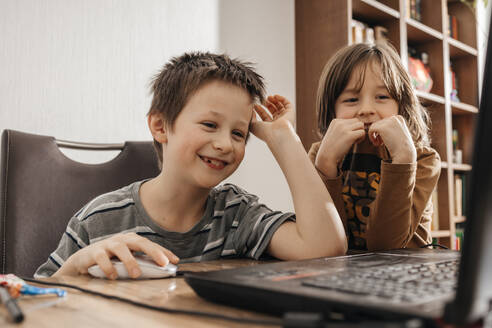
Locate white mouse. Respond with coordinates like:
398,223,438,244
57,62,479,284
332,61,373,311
88,255,177,279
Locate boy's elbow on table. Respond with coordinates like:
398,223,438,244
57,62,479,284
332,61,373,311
301,235,348,260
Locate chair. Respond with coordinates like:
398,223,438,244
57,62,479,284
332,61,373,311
0,129,160,277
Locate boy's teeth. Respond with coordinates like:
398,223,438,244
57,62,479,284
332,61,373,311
202,156,224,166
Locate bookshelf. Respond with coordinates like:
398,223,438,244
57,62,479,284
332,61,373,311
295,0,479,250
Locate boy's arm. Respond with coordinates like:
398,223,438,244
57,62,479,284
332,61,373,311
308,142,348,233
35,216,90,278
54,233,179,278
251,95,347,260
366,147,440,250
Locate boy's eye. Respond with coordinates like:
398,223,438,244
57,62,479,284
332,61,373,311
232,130,245,139
377,95,390,100
343,97,358,103
201,122,216,129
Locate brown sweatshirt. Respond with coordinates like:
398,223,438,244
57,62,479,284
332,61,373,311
308,140,440,251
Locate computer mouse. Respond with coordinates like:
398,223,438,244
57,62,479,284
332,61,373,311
88,255,177,279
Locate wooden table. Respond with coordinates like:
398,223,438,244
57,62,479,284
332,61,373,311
0,260,281,327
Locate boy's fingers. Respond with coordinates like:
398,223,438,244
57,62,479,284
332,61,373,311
129,237,179,266
162,249,180,264
347,120,364,131
272,96,286,112
112,247,141,278
254,104,271,122
264,99,279,115
353,129,367,144
123,239,165,264
367,124,385,146
367,128,383,146
144,247,180,266
273,94,286,102
93,251,117,280
273,94,289,109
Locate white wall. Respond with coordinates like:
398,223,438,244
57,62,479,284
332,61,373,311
218,0,295,211
0,0,295,212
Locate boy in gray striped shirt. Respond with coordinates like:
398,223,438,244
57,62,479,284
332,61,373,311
36,52,347,279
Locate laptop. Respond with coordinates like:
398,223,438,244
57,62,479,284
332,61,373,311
185,18,492,326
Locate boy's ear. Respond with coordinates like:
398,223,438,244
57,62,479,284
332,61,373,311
148,113,168,144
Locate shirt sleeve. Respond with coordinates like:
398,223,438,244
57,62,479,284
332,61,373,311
366,146,441,250
232,197,296,260
34,216,90,278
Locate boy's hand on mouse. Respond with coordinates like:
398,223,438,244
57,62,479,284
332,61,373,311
315,118,365,178
368,115,417,164
56,233,179,279
251,95,296,143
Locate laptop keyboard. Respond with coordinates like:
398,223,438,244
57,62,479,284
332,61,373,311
302,259,459,304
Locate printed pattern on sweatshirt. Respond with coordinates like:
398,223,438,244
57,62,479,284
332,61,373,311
341,152,381,250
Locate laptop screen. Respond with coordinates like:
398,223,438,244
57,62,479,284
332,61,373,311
444,12,492,324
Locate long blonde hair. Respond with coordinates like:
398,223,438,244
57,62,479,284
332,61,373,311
316,42,430,147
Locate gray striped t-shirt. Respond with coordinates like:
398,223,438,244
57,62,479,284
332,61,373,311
35,180,295,277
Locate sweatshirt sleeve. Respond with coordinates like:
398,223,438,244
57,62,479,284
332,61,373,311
366,146,441,250
308,142,348,233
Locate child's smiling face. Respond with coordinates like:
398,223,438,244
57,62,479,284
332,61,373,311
335,60,399,124
163,79,253,189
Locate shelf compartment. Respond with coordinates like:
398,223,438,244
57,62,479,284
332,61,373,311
447,0,477,49
409,40,445,97
449,55,478,107
352,1,401,52
412,0,444,33
452,114,476,166
406,19,443,42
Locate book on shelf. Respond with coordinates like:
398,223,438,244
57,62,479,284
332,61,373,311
452,129,463,164
455,223,465,251
452,129,458,151
351,20,378,44
455,174,463,217
454,173,468,219
449,62,460,102
448,15,459,39
406,0,422,21
431,188,440,231
461,174,467,217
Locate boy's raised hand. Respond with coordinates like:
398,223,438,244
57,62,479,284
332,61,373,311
54,233,179,279
368,115,417,164
315,118,365,178
251,95,296,143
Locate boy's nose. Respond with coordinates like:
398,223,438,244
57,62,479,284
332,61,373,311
212,134,233,153
356,103,376,122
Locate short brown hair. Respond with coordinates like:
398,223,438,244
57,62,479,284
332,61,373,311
316,42,430,147
147,52,266,168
